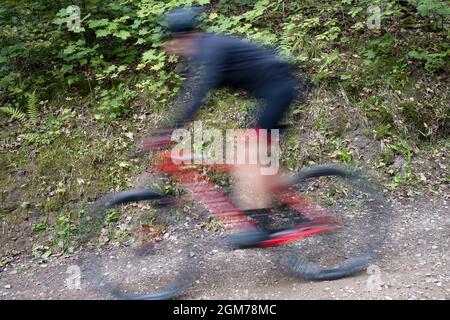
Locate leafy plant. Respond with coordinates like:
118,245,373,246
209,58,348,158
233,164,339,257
26,91,40,123
408,49,450,73
55,209,77,251
106,209,119,223
408,0,450,20
0,256,13,269
32,244,52,260
0,105,27,125
32,219,47,232
94,84,137,120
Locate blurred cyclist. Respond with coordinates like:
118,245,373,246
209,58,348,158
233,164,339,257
161,7,301,248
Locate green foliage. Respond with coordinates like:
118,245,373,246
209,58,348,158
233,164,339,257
106,209,120,223
94,84,137,121
390,139,413,167
26,91,40,123
1,0,197,111
330,138,353,165
408,0,450,19
55,209,77,251
0,105,27,125
408,49,450,73
32,219,48,232
32,244,52,260
0,90,41,126
0,256,13,269
1,0,448,119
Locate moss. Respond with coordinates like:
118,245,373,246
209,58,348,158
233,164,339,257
378,148,395,166
0,149,30,172
363,97,395,127
1,121,139,221
374,124,392,138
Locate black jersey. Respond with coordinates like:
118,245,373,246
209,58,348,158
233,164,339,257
178,33,294,124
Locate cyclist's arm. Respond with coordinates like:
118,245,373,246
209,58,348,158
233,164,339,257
174,45,225,126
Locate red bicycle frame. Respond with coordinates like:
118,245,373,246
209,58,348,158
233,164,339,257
144,145,338,248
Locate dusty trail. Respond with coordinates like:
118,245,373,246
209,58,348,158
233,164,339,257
0,197,448,300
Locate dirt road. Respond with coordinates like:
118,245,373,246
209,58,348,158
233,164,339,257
0,197,448,300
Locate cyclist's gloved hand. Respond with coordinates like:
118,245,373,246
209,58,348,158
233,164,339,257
141,128,175,150
140,117,185,150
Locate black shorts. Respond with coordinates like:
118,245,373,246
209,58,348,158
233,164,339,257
254,77,298,130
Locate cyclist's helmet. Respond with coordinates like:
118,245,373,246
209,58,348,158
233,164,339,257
165,7,202,33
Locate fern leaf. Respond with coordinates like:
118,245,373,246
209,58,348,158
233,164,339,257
0,105,28,125
27,90,39,123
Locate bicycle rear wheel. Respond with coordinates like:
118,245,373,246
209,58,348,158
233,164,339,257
82,189,199,299
272,165,391,281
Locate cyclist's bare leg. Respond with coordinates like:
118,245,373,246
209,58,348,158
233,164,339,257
232,77,297,210
233,164,272,210
232,132,278,210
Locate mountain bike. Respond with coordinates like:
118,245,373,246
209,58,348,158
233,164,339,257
83,128,390,300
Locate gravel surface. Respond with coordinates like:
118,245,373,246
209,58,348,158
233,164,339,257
0,197,448,300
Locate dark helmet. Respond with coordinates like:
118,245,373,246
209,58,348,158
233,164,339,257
165,7,202,33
